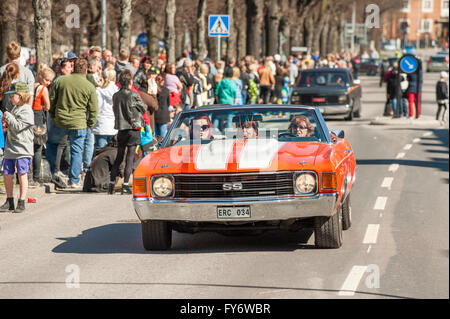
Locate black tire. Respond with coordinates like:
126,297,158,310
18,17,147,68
341,194,352,230
141,221,172,250
353,99,361,118
344,109,353,121
314,211,343,249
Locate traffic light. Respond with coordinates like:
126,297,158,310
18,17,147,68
400,21,409,34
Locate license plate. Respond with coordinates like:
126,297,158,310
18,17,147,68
217,206,251,219
313,97,325,103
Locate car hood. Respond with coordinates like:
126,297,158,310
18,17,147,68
134,139,332,176
292,86,349,95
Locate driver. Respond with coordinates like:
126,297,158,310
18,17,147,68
288,115,314,137
189,115,213,140
239,120,259,139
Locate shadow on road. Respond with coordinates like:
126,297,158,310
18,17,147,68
52,223,315,255
357,128,449,173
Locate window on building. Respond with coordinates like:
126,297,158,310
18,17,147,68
421,19,433,33
401,0,410,12
442,0,449,17
422,0,433,12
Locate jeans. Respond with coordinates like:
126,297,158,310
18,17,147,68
390,98,398,115
155,123,169,138
46,117,87,185
94,134,113,151
83,129,94,172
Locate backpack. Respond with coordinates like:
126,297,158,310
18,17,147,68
249,78,259,102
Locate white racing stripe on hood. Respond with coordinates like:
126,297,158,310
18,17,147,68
195,139,235,170
238,139,285,169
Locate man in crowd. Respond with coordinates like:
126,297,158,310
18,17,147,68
47,58,98,189
115,49,136,78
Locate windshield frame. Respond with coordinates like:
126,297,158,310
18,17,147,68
159,105,332,148
296,69,351,88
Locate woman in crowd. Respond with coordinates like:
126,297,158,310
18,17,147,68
154,74,171,138
92,69,119,150
30,65,55,186
163,63,183,109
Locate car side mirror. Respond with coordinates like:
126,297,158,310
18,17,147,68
330,130,345,142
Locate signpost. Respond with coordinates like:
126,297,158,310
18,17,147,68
399,54,422,118
208,15,230,61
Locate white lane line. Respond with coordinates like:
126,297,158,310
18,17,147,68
374,197,387,210
388,164,399,172
396,152,405,159
338,266,368,296
403,144,412,150
423,132,432,137
367,245,372,253
413,138,421,143
363,224,380,244
381,177,394,189
379,212,383,217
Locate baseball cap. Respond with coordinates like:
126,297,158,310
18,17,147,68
65,51,78,60
440,71,448,78
148,66,160,75
5,81,29,95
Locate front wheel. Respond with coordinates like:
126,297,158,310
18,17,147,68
341,194,352,230
141,220,172,250
314,211,343,249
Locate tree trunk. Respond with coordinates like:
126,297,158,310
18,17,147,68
17,0,33,48
73,31,82,56
119,0,132,52
88,0,101,47
266,0,280,57
246,0,264,58
195,0,207,60
235,0,247,59
165,0,176,63
0,0,19,65
311,0,328,54
320,13,330,54
33,0,52,69
226,0,237,60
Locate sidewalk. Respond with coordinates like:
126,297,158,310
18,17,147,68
370,114,445,127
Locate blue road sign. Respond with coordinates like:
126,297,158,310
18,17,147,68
399,55,419,73
209,15,229,37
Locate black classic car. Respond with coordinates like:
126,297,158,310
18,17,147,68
290,68,362,120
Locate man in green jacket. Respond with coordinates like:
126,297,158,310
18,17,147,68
47,58,98,188
215,66,237,105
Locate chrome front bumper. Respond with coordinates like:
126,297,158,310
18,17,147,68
133,193,339,222
317,104,351,115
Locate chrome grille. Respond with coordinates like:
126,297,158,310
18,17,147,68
174,172,295,198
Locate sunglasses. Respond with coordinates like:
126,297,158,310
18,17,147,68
292,124,308,130
194,124,210,131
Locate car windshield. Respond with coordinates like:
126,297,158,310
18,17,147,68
431,56,446,62
297,71,350,87
163,107,326,147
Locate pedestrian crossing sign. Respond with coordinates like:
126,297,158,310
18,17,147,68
209,15,230,37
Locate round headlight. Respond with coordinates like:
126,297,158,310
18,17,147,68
295,173,316,194
152,176,173,197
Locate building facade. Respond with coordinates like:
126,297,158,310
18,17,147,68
382,0,449,47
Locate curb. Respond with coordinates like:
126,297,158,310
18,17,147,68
370,116,442,126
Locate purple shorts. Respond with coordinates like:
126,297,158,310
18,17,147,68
2,158,32,175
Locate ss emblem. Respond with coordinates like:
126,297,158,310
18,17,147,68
222,182,243,191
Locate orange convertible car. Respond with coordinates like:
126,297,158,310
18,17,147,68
133,105,356,250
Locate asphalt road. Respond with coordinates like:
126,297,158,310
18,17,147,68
0,68,448,299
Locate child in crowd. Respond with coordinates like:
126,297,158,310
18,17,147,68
0,82,35,213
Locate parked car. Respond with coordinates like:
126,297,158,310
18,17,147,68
133,105,357,250
381,41,396,51
426,54,449,72
402,43,416,55
359,58,382,75
290,68,362,120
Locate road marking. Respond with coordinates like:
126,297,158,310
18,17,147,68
413,138,420,143
403,144,412,150
374,197,387,210
379,213,383,217
396,152,405,159
423,132,432,137
388,164,399,172
363,224,380,244
367,245,372,253
381,177,393,189
338,266,368,296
